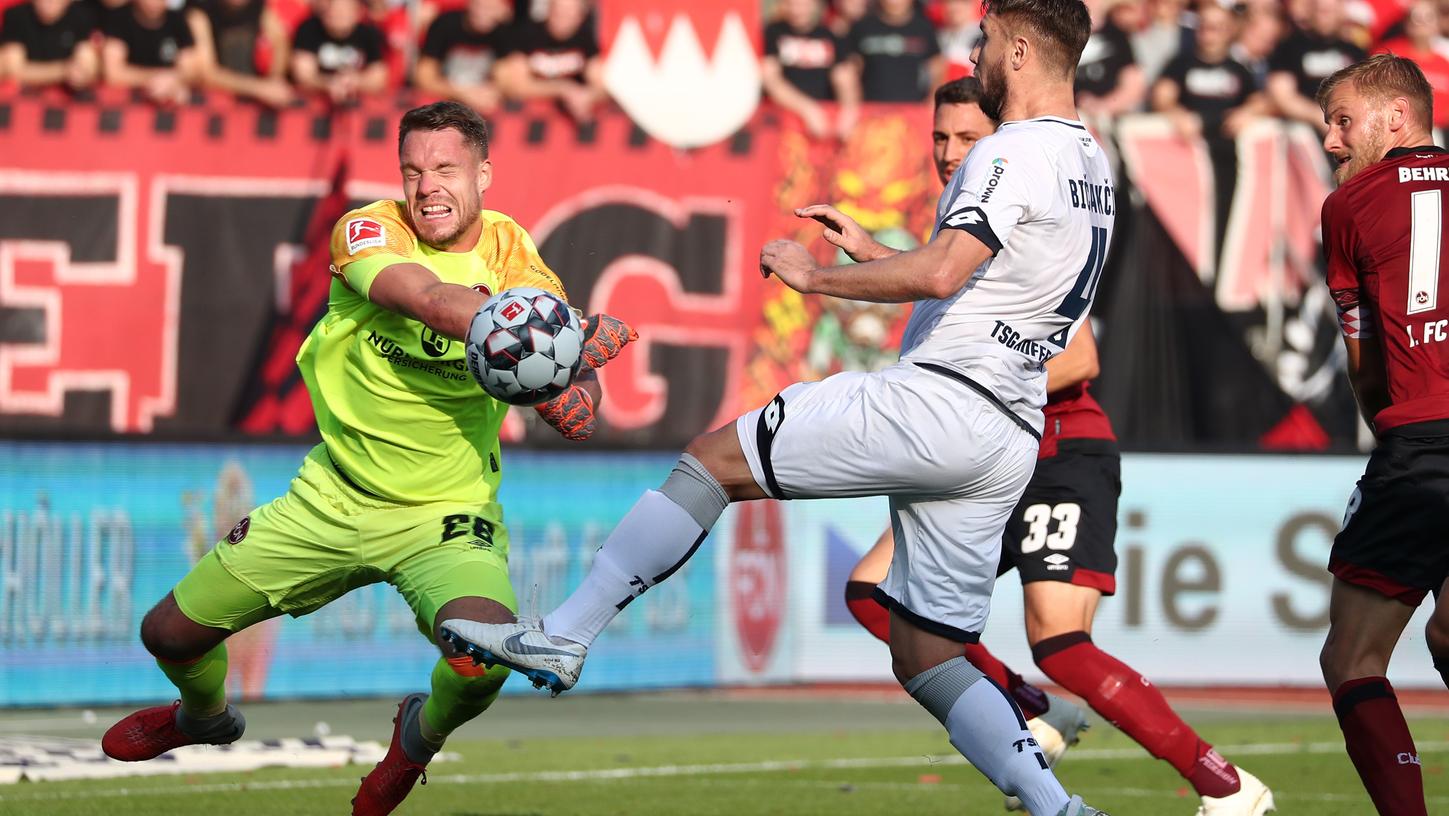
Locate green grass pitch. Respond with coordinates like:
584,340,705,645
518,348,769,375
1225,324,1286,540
2,691,1445,815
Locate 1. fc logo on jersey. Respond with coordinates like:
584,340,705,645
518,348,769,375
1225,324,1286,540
346,218,386,253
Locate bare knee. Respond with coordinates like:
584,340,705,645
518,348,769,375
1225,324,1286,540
682,426,761,502
434,596,515,659
1318,639,1338,689
1319,627,1382,691
1426,616,1449,664
682,432,729,477
140,595,224,662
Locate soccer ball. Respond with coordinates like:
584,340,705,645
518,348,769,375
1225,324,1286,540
465,287,583,405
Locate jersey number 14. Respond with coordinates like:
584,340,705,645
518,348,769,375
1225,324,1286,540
1056,225,1110,322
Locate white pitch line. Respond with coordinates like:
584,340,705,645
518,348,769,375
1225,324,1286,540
4,740,1449,803
688,778,1449,805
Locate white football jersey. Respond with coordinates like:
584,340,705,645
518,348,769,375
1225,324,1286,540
900,116,1116,433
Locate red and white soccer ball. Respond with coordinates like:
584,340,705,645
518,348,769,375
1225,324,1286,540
465,288,584,405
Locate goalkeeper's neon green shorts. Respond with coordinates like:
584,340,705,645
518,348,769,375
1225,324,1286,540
173,444,516,639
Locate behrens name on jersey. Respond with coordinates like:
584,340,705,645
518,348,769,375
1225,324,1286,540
1400,166,1449,183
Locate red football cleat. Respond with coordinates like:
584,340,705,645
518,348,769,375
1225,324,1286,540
102,701,243,761
352,694,430,816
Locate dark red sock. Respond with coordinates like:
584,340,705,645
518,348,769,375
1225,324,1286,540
961,642,1049,720
1333,677,1427,816
845,581,891,643
845,581,1051,719
1033,632,1240,799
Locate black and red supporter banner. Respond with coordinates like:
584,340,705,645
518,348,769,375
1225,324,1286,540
0,97,1358,450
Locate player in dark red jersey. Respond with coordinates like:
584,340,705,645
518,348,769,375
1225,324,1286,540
808,76,1272,816
1317,53,1449,816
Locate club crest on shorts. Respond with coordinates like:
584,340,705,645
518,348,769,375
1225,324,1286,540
346,218,385,254
227,516,251,544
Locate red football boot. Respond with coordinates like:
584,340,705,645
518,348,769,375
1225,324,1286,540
102,701,244,761
352,694,430,816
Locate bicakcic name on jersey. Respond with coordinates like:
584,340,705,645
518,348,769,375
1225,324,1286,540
990,320,1053,362
1067,178,1115,215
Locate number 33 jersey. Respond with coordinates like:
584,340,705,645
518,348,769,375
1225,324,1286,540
1323,145,1449,431
901,117,1116,434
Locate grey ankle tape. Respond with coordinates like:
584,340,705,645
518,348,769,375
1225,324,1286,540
660,453,729,529
904,657,985,725
176,704,245,741
400,694,439,764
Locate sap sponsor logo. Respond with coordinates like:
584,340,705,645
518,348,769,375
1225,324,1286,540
978,157,1008,203
1398,752,1421,766
346,218,386,253
1399,166,1449,183
990,320,1052,363
1069,178,1114,215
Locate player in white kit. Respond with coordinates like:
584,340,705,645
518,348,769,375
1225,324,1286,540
445,2,1111,813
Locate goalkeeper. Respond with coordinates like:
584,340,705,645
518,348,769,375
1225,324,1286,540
101,101,636,816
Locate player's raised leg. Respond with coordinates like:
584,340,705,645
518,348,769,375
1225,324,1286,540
1320,578,1425,816
443,420,761,692
1024,581,1272,814
103,552,270,760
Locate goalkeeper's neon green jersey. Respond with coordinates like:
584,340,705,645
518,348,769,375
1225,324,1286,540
297,200,566,505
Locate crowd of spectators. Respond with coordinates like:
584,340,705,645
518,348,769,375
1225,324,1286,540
0,0,606,117
2,0,1446,140
762,0,1449,146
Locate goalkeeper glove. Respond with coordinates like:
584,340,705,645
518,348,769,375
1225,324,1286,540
535,382,596,441
534,314,635,441
579,313,637,369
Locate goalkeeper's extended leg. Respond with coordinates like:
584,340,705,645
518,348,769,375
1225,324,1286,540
444,425,760,693
354,598,510,816
103,564,266,760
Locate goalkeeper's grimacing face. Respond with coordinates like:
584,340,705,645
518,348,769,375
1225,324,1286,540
400,127,493,251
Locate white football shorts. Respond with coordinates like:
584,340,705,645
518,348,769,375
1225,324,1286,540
736,360,1039,641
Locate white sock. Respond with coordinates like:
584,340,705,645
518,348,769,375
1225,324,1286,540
906,657,1069,816
543,489,707,646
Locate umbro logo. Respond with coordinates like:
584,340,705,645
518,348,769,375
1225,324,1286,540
945,207,985,227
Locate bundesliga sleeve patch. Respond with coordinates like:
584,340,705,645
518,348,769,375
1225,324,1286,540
346,218,387,254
